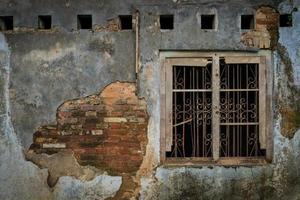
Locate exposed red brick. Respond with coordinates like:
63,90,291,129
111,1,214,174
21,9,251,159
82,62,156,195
29,82,148,174
241,6,279,49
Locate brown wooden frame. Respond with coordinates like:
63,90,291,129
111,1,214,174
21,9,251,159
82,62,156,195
160,51,273,166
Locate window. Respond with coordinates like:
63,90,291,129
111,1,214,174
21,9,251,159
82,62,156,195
119,15,132,30
77,15,92,30
160,15,174,30
0,16,13,31
38,15,52,29
280,14,293,27
201,15,215,29
160,53,271,165
241,15,254,30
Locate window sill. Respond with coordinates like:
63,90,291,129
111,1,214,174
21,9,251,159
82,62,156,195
163,157,268,167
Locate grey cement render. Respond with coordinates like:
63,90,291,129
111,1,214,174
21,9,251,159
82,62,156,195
0,33,123,200
7,32,135,148
1,0,300,199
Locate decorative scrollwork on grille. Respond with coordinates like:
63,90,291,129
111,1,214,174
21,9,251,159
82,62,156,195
220,63,258,89
167,62,264,159
220,95,258,124
169,64,213,158
219,62,264,157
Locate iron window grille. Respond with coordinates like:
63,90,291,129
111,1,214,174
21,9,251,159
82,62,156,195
160,53,272,166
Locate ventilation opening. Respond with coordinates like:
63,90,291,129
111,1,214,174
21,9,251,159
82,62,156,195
0,16,13,31
38,15,52,29
119,15,132,30
241,15,254,30
280,14,293,27
160,15,174,30
77,15,92,30
201,15,215,29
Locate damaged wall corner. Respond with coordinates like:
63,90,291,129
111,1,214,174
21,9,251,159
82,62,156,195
241,6,279,50
241,5,300,139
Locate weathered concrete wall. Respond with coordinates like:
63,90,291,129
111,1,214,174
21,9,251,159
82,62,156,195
0,33,124,200
1,0,300,199
7,32,135,149
138,0,300,199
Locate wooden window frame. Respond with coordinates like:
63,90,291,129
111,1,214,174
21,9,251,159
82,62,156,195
160,51,273,166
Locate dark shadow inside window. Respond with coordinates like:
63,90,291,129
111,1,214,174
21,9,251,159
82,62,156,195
119,15,132,30
280,14,293,27
77,15,92,29
0,16,13,31
38,15,52,29
160,15,174,30
201,15,215,29
241,15,254,30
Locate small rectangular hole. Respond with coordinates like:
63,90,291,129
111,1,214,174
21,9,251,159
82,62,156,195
280,14,293,27
201,15,215,29
38,15,52,29
119,15,132,30
241,15,254,30
0,16,13,31
160,15,174,30
77,15,92,30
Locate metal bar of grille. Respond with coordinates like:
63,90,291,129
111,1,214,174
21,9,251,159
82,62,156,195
220,89,259,92
173,89,212,92
220,122,259,125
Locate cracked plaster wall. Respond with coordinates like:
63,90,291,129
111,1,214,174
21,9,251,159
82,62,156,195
0,33,123,200
1,0,300,199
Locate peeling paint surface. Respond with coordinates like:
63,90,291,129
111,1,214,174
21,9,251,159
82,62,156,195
53,175,122,200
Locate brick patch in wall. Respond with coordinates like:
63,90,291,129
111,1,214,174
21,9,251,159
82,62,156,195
29,81,148,174
241,6,279,49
